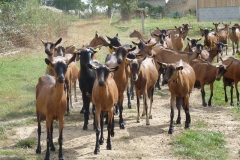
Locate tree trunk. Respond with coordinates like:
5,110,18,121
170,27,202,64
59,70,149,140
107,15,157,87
107,6,111,18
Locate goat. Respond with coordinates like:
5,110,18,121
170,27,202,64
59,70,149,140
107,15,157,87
221,57,240,106
183,37,202,52
129,29,156,45
137,41,203,64
213,22,230,55
88,62,119,154
40,37,62,75
229,24,240,55
200,41,227,63
75,47,99,130
126,56,158,125
171,26,184,50
54,45,79,115
105,46,136,129
158,60,195,134
106,34,135,109
35,55,76,160
153,33,172,48
199,28,219,50
190,58,232,106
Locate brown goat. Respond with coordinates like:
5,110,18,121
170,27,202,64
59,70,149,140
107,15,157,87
199,28,219,50
200,41,227,63
214,22,230,55
105,46,136,129
54,45,80,114
229,24,240,55
40,38,62,75
153,33,172,48
221,57,240,106
137,41,203,65
35,55,76,160
88,62,119,154
190,58,232,106
170,26,184,50
129,29,156,44
126,56,158,125
158,60,195,134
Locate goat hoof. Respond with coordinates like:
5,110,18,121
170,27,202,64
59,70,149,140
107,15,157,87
146,123,150,126
120,123,125,129
36,148,41,154
80,108,85,114
59,157,64,160
168,129,174,134
230,103,234,106
65,112,70,116
137,120,140,123
111,131,114,137
83,126,88,130
99,138,104,145
149,115,152,119
107,144,112,150
128,104,132,109
176,120,181,124
94,148,100,154
50,146,55,151
131,96,134,100
142,113,146,116
203,103,207,107
185,123,190,129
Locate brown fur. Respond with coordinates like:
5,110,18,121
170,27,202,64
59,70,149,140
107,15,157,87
199,28,219,50
190,58,232,106
129,29,156,45
89,63,119,154
159,60,195,134
126,57,158,125
229,25,240,55
171,26,184,50
35,55,76,159
221,57,240,106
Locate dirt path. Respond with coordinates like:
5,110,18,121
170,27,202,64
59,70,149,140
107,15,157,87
14,82,240,160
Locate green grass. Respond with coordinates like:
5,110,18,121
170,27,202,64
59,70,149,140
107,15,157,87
15,138,36,149
1,15,240,159
172,130,228,160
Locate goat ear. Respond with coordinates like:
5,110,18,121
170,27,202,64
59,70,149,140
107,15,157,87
132,41,138,46
67,54,76,65
55,38,62,46
175,26,177,29
176,66,183,70
135,54,142,59
153,34,159,37
186,37,191,41
116,33,118,37
157,61,167,68
106,36,112,41
65,45,76,54
197,38,202,41
127,46,136,52
45,58,52,66
226,61,233,69
40,38,45,46
125,57,133,64
95,31,98,37
87,63,98,70
109,66,119,72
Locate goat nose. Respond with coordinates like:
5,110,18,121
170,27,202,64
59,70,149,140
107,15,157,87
58,76,65,83
215,77,221,81
133,76,138,81
117,58,122,64
98,81,105,87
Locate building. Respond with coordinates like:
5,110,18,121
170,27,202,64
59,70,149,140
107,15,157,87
196,0,240,22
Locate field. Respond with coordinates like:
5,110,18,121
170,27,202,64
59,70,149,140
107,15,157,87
0,16,240,160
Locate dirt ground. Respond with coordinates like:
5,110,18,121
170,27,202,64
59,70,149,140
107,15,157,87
13,76,240,160
7,22,240,159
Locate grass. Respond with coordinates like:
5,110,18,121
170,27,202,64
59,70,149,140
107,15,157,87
172,130,228,160
1,15,240,159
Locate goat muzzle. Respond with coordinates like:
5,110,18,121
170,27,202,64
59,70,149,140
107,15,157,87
98,81,106,87
58,76,65,83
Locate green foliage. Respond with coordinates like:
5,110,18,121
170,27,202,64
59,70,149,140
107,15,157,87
138,2,163,15
173,130,228,160
15,138,36,149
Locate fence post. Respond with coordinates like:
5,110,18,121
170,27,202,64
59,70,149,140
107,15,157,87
141,11,145,34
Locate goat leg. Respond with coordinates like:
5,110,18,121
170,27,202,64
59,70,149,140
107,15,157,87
99,112,104,145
